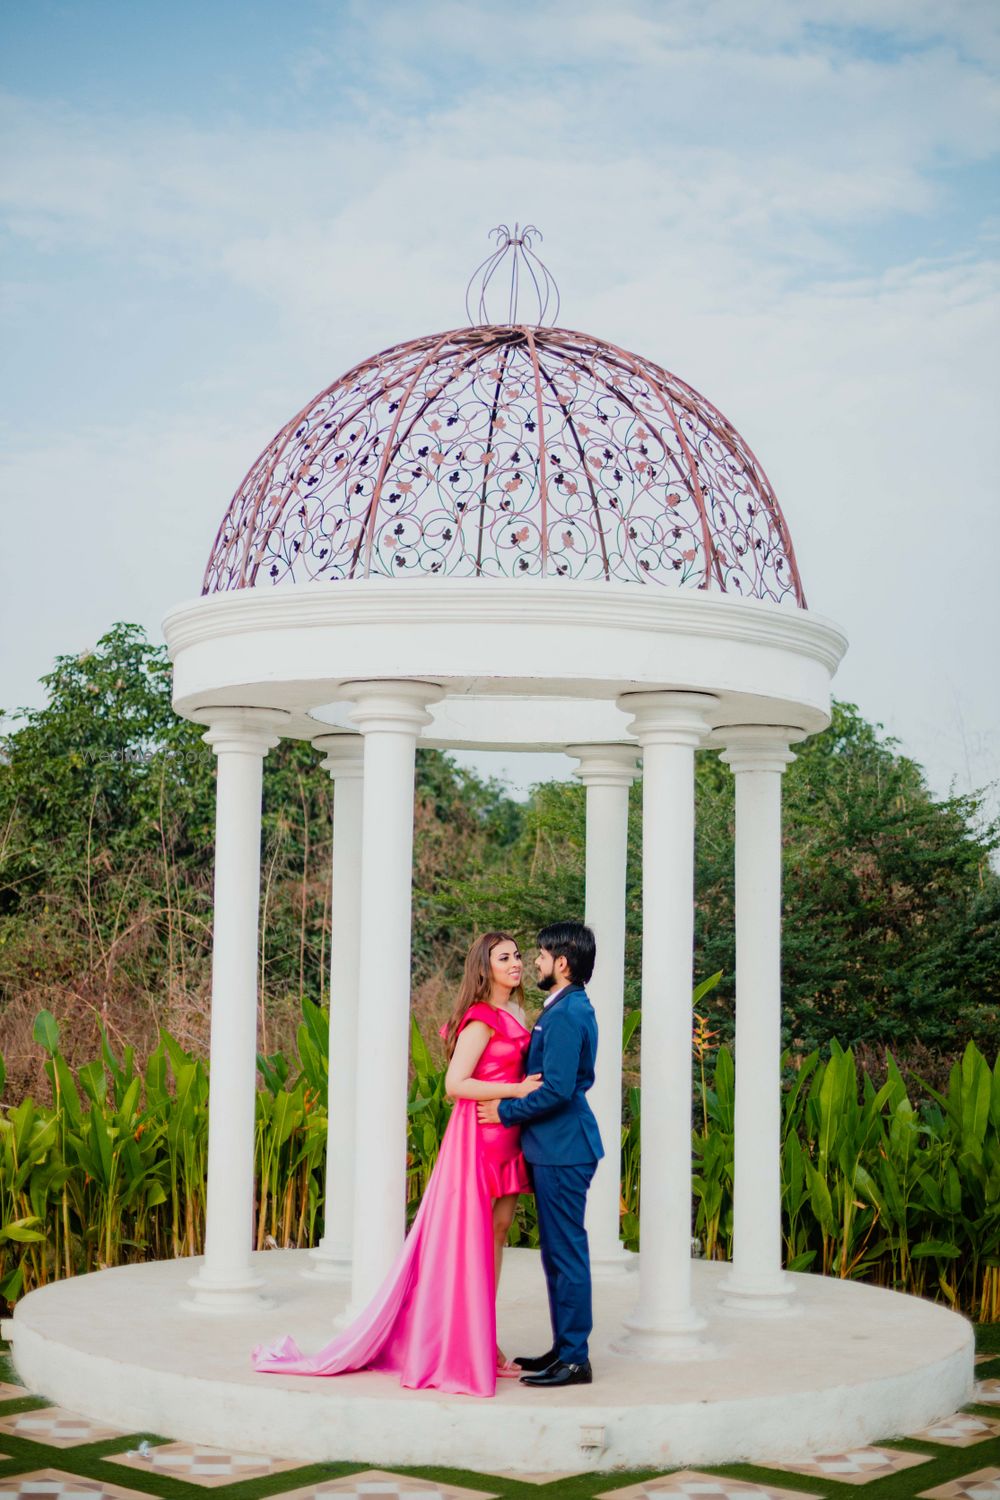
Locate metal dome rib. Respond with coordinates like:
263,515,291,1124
202,324,805,607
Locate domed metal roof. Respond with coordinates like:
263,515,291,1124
203,229,805,606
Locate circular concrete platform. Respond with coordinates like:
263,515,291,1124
9,1249,973,1476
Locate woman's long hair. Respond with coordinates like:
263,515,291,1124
444,931,526,1060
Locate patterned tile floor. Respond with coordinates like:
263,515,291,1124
105,1442,307,1487
0,1341,998,1500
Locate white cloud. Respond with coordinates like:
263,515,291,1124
2,0,996,276
1,0,997,815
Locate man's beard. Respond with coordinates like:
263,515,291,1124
537,971,557,992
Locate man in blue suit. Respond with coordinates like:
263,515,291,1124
478,920,603,1387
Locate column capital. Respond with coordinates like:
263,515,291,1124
312,732,365,779
344,680,443,735
566,743,640,789
716,724,807,775
616,691,718,747
200,707,289,756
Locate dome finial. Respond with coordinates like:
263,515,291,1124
465,223,560,327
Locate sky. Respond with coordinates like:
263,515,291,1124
1,0,998,811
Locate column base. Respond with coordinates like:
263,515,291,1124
590,1244,639,1278
719,1271,794,1316
300,1242,351,1282
180,1266,276,1315
331,1296,368,1330
611,1303,716,1361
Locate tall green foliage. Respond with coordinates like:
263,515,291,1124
692,1035,1000,1316
2,1012,999,1319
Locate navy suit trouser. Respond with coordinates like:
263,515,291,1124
531,1160,597,1365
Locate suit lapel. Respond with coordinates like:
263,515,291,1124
529,983,582,1038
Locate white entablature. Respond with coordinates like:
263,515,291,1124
165,576,845,748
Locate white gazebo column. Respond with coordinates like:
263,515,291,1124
718,725,804,1313
612,690,718,1357
184,706,289,1313
305,733,365,1281
566,743,639,1275
346,680,442,1311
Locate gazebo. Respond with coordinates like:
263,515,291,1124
9,229,972,1474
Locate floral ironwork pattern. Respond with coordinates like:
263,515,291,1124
203,324,805,606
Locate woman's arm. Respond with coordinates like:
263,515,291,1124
445,1021,542,1101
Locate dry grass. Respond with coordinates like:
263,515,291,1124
0,948,464,1107
0,964,312,1106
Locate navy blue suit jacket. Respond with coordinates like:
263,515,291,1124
497,984,604,1166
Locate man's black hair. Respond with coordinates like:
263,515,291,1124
537,920,596,985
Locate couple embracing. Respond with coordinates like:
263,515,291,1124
252,920,603,1398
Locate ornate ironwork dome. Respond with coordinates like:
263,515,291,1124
203,228,805,606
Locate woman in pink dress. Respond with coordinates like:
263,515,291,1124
251,932,541,1397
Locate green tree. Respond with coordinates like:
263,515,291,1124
694,704,1000,1053
439,703,1000,1060
2,627,997,1088
0,624,523,1082
0,624,218,1013
0,623,215,912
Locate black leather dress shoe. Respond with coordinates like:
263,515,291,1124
520,1358,593,1387
512,1348,558,1372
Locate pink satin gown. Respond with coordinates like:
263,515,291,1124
251,1001,531,1398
